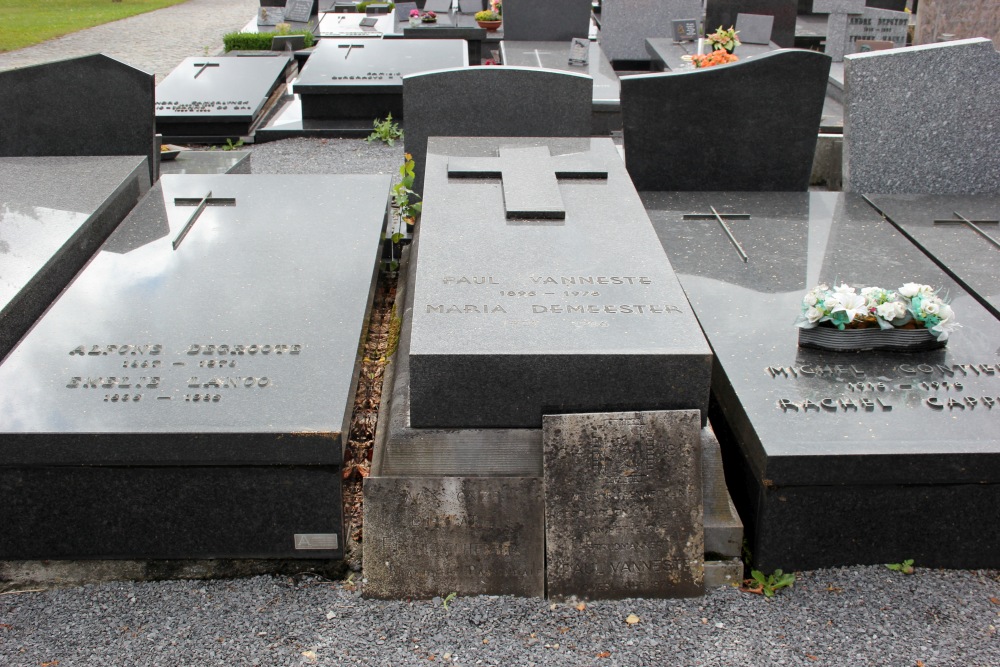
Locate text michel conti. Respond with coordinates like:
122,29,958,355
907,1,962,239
427,275,683,315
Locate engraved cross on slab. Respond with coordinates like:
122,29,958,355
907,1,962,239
172,191,237,250
447,146,608,219
192,61,221,78
338,43,366,58
933,211,1000,250
683,207,751,262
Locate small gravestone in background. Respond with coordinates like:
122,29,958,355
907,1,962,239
284,0,314,22
601,0,702,63
737,12,775,44
843,37,1000,194
813,0,865,61
672,18,700,42
544,411,704,600
501,0,591,40
258,5,285,24
847,6,909,52
705,0,798,47
0,54,155,182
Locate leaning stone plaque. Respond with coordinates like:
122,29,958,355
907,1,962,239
258,5,285,24
847,6,909,52
364,477,545,598
0,173,390,559
284,0,314,22
408,137,712,429
544,410,704,600
0,156,150,362
642,191,1000,571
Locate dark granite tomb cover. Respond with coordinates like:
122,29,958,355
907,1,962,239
705,0,798,47
621,49,831,192
408,137,712,429
0,156,150,363
501,0,592,41
155,55,291,136
865,193,1000,321
642,191,1000,570
403,67,594,195
0,54,156,182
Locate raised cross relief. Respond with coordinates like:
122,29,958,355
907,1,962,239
338,43,366,59
933,211,1000,250
683,207,751,262
447,146,608,220
192,61,221,78
172,191,236,250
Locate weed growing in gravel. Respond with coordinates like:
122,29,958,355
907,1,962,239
744,569,796,598
442,592,457,610
886,559,915,574
366,114,403,146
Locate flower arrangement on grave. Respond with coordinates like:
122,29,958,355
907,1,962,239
474,8,502,30
421,10,438,23
409,8,421,26
691,50,739,68
707,25,740,53
491,0,502,15
794,282,960,351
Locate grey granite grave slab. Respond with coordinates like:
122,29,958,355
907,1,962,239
157,150,252,176
644,37,779,71
706,0,798,47
621,49,831,192
544,410,704,600
501,0,591,41
600,0,702,63
155,55,291,139
813,0,865,61
846,6,909,53
385,12,491,65
316,11,394,36
843,38,1000,195
363,477,545,598
641,190,1000,570
294,39,467,119
0,173,390,559
499,40,620,133
0,54,156,183
408,136,712,429
403,67,592,195
737,13,776,44
0,156,150,362
864,194,1000,321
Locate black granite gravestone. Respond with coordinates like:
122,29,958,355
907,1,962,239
642,190,1000,570
0,173,390,559
621,49,831,192
294,39,467,120
0,157,150,362
155,55,292,140
705,0,798,47
403,67,593,195
502,0,592,40
0,54,155,182
499,41,621,133
865,194,1000,321
408,137,712,429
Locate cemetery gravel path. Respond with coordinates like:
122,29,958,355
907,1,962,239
0,0,259,83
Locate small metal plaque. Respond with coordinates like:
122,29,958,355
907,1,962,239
294,533,339,550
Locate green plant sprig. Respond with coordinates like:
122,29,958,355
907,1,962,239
365,114,403,146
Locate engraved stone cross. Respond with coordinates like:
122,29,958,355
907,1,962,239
813,0,866,62
683,207,751,262
192,61,221,78
338,43,366,58
447,146,608,219
934,211,1000,250
172,191,237,250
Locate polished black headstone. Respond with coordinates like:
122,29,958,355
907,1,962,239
865,194,1000,321
403,67,593,195
0,173,391,559
155,55,291,139
0,157,150,362
642,191,1000,571
501,0,592,40
621,49,831,192
294,39,467,120
0,54,155,182
408,137,712,429
705,0,798,47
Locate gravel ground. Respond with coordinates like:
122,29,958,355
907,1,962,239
248,137,405,177
1,567,998,666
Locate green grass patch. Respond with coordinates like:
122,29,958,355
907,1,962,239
0,0,189,52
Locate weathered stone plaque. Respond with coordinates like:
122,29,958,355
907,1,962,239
642,191,1000,570
0,173,390,559
408,137,712,429
155,55,291,138
544,410,704,600
363,477,545,598
846,6,909,52
0,156,150,362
